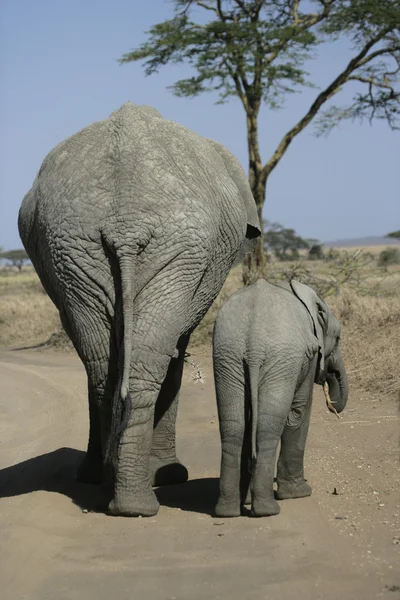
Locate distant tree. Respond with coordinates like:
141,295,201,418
0,249,30,272
264,220,309,261
387,230,400,239
121,0,400,274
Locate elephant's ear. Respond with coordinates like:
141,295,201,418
206,139,261,248
290,280,328,383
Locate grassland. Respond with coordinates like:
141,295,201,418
1,248,399,403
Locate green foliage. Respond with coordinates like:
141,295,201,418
264,220,309,261
121,1,400,131
0,249,30,272
120,3,317,108
378,247,400,266
387,230,400,239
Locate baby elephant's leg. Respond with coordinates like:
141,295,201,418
276,359,317,500
251,383,291,517
215,376,246,518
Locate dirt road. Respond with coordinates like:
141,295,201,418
0,348,399,599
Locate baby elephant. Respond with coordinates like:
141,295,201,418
212,278,348,518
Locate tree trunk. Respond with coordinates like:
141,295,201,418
242,173,266,284
242,106,266,285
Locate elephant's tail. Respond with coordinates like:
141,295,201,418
105,253,135,470
248,362,260,461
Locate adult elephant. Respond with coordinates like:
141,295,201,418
18,102,260,517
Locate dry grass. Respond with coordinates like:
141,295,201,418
0,269,60,348
1,259,399,403
329,288,400,402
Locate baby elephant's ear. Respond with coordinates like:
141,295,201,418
290,280,327,381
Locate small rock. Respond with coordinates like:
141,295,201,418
379,503,385,508
82,509,88,514
217,533,224,537
335,515,347,520
213,522,225,526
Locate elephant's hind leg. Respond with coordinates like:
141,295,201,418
150,335,189,487
276,357,317,500
214,371,247,518
60,307,114,486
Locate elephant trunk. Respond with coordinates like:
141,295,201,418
325,346,348,413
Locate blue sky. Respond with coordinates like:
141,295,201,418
1,0,399,250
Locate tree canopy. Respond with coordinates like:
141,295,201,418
121,0,400,272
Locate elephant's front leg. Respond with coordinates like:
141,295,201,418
150,335,190,487
276,361,316,500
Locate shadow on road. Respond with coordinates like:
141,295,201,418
155,477,219,515
0,448,219,516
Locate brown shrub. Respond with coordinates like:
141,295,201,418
329,287,400,401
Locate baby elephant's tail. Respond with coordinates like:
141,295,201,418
248,363,260,460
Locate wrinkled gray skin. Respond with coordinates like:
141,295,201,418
212,278,348,518
18,102,261,517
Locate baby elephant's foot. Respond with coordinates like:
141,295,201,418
276,479,312,500
252,496,280,518
215,496,241,518
149,456,189,487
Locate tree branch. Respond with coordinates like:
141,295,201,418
293,0,300,25
261,28,396,181
196,1,217,13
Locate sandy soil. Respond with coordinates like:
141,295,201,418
0,347,399,600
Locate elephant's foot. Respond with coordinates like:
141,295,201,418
76,454,102,485
108,489,160,517
149,456,189,487
215,496,241,518
252,496,280,517
276,479,312,500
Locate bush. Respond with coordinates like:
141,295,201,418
378,247,400,267
308,244,324,260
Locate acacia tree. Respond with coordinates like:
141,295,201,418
120,0,400,272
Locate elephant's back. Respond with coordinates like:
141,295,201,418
20,102,245,245
214,279,316,359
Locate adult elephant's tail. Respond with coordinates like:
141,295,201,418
105,253,135,471
248,362,260,461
